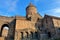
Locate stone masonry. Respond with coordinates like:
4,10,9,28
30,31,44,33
0,3,60,40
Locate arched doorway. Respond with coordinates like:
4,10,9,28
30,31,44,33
47,32,51,38
35,32,38,39
0,24,9,37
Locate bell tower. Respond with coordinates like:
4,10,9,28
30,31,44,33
26,3,37,21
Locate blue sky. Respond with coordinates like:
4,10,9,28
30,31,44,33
0,0,60,17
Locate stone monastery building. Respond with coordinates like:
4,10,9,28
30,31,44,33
0,3,60,40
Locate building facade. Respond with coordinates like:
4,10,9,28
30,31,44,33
0,3,60,40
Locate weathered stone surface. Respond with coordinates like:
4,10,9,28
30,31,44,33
0,3,60,40
0,37,4,40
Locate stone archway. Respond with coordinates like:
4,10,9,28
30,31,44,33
0,24,9,37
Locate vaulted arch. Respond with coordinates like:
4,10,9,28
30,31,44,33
0,24,9,37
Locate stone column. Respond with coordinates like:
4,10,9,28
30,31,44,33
20,32,21,40
30,32,33,40
18,32,20,40
15,31,21,40
15,31,18,40
24,31,29,40
28,31,31,40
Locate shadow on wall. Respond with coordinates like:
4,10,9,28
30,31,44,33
0,24,9,37
35,18,60,40
16,19,41,40
0,19,16,40
16,30,39,40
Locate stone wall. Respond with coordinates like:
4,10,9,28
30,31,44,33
52,18,60,27
0,37,4,40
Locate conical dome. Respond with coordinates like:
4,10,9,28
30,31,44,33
26,3,36,9
26,3,37,19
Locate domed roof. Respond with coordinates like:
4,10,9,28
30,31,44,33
26,3,36,9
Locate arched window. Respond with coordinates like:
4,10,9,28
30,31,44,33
1,24,9,37
21,32,23,39
31,32,33,39
26,32,28,38
35,32,38,39
37,18,40,21
47,32,51,38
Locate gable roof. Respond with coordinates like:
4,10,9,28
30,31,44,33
44,15,60,19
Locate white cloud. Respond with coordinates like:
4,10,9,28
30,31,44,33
42,8,60,17
54,8,60,13
0,11,10,16
4,27,9,30
0,0,19,16
0,0,18,12
45,8,60,14
7,0,18,12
